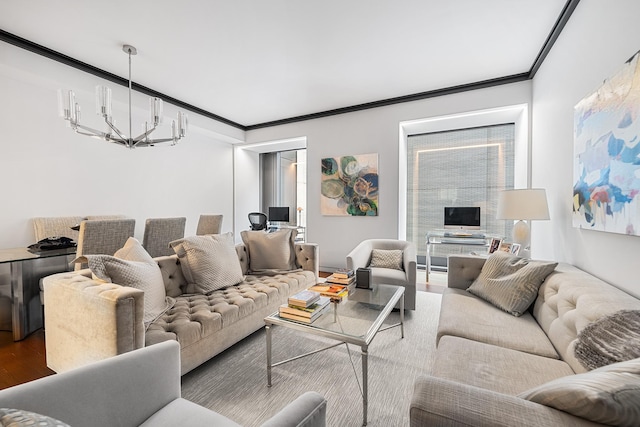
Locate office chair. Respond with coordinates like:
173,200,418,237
248,212,268,231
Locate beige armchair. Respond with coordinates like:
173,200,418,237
346,239,417,310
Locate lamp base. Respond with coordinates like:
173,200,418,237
512,220,531,258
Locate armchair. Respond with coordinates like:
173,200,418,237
346,239,417,310
0,340,327,427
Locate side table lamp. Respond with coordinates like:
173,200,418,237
496,188,550,257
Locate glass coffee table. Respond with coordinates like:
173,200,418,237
264,284,404,426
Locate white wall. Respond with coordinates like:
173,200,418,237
0,43,244,248
532,0,640,296
244,81,532,270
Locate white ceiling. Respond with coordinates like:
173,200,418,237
1,0,569,128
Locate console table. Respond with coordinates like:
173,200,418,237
426,230,500,273
0,247,76,341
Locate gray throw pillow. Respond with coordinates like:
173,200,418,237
0,408,70,427
369,249,403,270
74,237,173,326
518,357,640,426
467,251,557,316
575,310,640,370
169,232,244,293
240,229,298,273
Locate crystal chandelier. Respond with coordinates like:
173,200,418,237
57,44,187,148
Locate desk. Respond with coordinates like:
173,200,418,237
426,231,500,273
0,247,76,341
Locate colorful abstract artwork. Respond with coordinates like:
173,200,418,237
321,153,379,216
573,51,640,235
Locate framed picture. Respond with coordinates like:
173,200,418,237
321,153,379,216
510,243,521,256
488,238,502,254
498,242,512,253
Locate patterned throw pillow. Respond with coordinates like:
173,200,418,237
467,251,557,317
240,229,298,273
369,249,403,270
575,310,640,370
169,232,245,293
0,408,70,426
73,237,173,326
518,357,640,426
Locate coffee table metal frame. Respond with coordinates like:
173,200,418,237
264,285,405,426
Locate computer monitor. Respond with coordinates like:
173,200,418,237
268,207,290,223
444,207,481,230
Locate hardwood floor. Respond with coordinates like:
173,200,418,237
0,329,54,390
0,271,444,390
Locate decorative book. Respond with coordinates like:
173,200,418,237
288,290,320,307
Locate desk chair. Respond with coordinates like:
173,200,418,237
248,212,268,231
143,217,186,257
196,214,223,235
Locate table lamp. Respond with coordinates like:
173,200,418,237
496,188,549,256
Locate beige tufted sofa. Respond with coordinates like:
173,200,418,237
43,242,319,375
410,255,640,426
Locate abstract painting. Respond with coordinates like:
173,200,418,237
573,50,640,236
321,153,379,216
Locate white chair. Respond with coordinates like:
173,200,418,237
346,239,417,310
75,219,136,270
142,217,186,257
196,214,223,235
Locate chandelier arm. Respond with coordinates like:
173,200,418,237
131,125,158,145
104,118,129,144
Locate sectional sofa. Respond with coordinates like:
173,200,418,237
411,253,640,426
43,232,319,375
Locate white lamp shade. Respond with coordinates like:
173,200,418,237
497,189,550,220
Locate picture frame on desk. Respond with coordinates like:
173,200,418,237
498,242,512,253
510,243,521,256
488,238,502,254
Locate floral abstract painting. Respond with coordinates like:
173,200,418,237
573,51,640,236
321,153,379,216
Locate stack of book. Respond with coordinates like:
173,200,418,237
279,290,330,324
308,283,350,302
325,268,356,286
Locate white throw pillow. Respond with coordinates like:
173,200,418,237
73,237,172,326
169,232,244,294
518,357,640,426
240,229,298,273
467,251,557,316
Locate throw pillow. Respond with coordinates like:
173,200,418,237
518,357,640,426
369,249,403,270
0,408,71,426
73,237,173,326
240,229,298,273
169,232,244,293
467,251,557,317
575,310,640,370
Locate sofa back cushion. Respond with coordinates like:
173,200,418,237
532,263,640,373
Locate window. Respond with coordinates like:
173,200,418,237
406,124,515,265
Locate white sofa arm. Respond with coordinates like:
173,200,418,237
260,391,327,427
43,271,145,373
0,341,181,427
410,376,597,426
446,255,486,290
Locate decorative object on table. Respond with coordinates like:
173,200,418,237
28,236,77,252
573,50,640,236
488,237,502,254
355,267,372,290
321,153,378,216
309,284,349,301
57,44,187,149
496,188,550,257
279,295,330,323
510,243,521,256
324,273,356,286
498,242,512,253
332,268,354,279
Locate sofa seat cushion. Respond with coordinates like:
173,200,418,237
438,288,559,359
433,336,575,395
145,271,314,348
140,398,241,427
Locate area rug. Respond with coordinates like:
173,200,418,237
181,291,442,426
